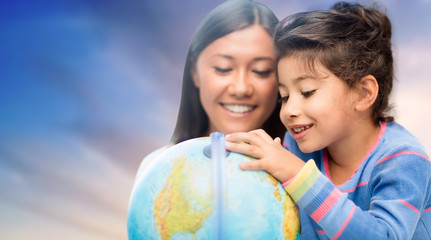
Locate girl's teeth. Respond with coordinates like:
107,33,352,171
293,125,311,133
223,104,254,113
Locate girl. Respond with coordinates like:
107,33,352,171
226,2,431,239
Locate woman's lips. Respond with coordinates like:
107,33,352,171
221,104,256,113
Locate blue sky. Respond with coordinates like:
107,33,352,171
1,0,430,239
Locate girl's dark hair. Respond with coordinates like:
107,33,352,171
274,1,394,124
171,0,285,144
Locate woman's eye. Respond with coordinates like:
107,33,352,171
253,70,272,77
302,90,315,98
214,67,231,73
278,96,289,103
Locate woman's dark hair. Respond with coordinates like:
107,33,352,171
171,0,285,144
274,1,394,124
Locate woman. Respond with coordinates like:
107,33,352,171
128,2,289,238
171,0,285,144
136,0,284,175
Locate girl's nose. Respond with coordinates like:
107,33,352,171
227,72,253,97
281,97,300,119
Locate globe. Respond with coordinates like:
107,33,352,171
128,132,300,240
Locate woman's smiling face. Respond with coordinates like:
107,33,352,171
192,25,278,135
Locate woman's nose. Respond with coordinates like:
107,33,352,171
227,71,253,97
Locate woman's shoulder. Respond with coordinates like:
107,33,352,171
135,145,172,180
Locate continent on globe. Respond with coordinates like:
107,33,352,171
127,133,300,240
154,155,211,239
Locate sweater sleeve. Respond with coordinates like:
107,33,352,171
284,156,431,240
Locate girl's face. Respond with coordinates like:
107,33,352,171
192,25,278,135
278,55,360,153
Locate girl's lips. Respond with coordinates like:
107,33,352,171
289,124,313,140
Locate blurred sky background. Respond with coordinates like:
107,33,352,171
1,0,431,239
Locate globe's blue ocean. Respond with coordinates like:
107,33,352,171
128,133,300,239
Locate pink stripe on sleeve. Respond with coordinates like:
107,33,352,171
332,206,356,240
424,208,431,213
398,199,420,215
310,189,343,223
341,180,369,193
376,150,430,165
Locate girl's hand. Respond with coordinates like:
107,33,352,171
225,129,304,183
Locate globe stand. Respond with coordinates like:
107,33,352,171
210,132,226,240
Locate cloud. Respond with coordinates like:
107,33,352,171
393,37,431,153
0,132,133,239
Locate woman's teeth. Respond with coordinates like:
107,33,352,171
223,104,254,113
292,125,311,133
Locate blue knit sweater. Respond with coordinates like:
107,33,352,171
282,121,431,239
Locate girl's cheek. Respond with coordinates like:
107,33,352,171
279,106,288,126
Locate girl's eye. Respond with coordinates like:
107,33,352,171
214,67,231,73
253,70,273,77
278,96,289,103
302,90,315,98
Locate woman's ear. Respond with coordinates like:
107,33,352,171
355,75,378,112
